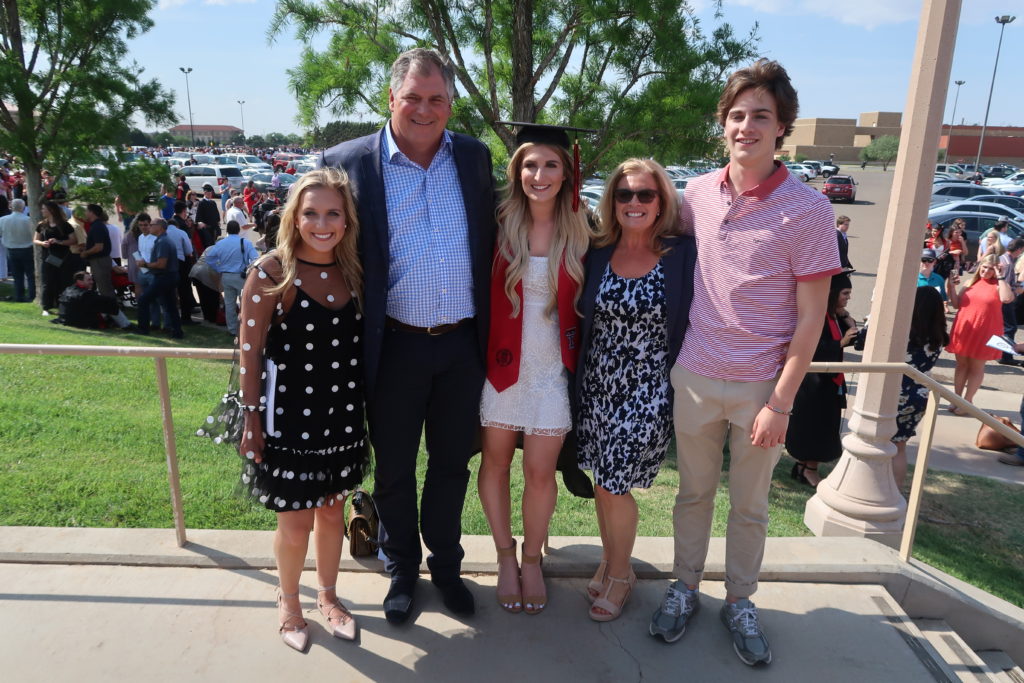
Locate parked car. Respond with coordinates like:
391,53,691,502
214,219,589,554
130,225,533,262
971,194,1024,213
931,182,1004,204
272,152,304,170
982,171,1024,184
788,162,817,179
219,154,273,171
68,165,109,187
250,171,299,196
929,199,1024,224
671,178,689,191
935,163,965,178
785,163,811,182
822,175,857,203
179,164,245,192
818,161,840,178
930,211,1024,261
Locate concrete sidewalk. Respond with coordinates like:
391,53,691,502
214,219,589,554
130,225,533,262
841,381,1024,486
0,529,954,683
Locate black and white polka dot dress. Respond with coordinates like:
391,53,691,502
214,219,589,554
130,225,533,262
241,261,368,512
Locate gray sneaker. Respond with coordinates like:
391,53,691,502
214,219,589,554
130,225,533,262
720,598,772,665
649,581,700,643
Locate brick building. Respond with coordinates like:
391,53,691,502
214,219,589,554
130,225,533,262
168,124,243,144
779,112,903,163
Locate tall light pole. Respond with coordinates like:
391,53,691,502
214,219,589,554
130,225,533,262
178,67,195,146
944,79,965,160
974,15,1015,171
236,100,246,142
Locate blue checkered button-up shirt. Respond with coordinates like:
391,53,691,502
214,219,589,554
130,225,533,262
381,124,473,327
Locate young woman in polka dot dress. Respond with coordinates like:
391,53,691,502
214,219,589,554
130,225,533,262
237,167,368,652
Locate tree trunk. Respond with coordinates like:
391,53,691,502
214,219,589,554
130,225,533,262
510,0,534,127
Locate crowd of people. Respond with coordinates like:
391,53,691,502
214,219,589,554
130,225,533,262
3,45,1022,666
0,168,287,334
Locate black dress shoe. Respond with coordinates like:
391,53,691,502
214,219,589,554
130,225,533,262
433,576,475,617
384,576,416,625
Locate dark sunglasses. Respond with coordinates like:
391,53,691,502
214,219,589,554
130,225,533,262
921,258,935,263
613,188,659,204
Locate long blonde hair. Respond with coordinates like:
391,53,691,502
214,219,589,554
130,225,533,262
495,143,592,318
594,158,679,252
961,253,999,289
257,168,363,305
980,230,1005,260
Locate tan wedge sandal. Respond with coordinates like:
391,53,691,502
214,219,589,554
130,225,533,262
587,559,609,603
521,550,547,615
496,540,522,614
588,572,636,622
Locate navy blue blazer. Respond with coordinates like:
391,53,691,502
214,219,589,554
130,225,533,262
573,235,697,406
319,129,498,398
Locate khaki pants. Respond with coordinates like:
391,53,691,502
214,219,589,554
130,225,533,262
671,365,782,598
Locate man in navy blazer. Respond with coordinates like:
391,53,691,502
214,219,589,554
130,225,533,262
319,48,497,624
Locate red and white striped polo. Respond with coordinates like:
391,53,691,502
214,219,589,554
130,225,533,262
677,162,841,381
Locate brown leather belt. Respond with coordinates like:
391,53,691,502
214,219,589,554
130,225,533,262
385,316,470,336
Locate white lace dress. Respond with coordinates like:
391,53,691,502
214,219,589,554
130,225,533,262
480,256,571,436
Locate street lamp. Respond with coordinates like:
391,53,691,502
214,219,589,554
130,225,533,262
944,79,965,160
178,66,195,146
237,100,246,142
974,15,1015,172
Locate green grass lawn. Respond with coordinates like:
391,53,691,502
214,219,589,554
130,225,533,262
1,281,1021,608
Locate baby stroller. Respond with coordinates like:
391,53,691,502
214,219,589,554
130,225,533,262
112,270,136,307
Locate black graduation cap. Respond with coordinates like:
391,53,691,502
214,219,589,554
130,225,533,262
496,121,597,212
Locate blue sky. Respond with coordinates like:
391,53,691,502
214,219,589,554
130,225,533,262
129,0,1023,138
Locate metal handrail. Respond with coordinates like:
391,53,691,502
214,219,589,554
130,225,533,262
0,343,233,547
1,344,1020,563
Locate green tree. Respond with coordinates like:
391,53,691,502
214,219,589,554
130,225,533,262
859,135,900,171
265,132,292,147
70,155,172,214
0,0,175,223
312,120,381,148
269,0,758,173
247,134,268,148
128,128,155,147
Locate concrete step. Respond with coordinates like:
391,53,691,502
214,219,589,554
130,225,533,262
976,651,1024,683
913,618,999,682
0,564,951,683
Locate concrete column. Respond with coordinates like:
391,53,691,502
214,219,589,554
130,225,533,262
804,0,963,546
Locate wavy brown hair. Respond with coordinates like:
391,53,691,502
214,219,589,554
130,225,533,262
495,142,592,318
594,158,678,252
717,58,798,150
256,167,362,306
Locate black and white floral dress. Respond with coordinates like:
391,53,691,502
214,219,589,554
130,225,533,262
577,262,671,494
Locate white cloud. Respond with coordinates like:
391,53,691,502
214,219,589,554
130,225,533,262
727,0,919,29
157,0,190,9
203,0,258,5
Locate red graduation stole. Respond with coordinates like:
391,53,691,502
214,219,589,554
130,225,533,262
486,253,581,392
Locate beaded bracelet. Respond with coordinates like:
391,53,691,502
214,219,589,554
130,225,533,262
241,405,265,412
763,402,794,416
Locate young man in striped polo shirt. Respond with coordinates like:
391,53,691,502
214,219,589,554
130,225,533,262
649,59,842,664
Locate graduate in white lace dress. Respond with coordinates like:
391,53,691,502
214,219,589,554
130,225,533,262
479,123,593,615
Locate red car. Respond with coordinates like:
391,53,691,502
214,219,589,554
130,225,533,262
823,175,857,203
